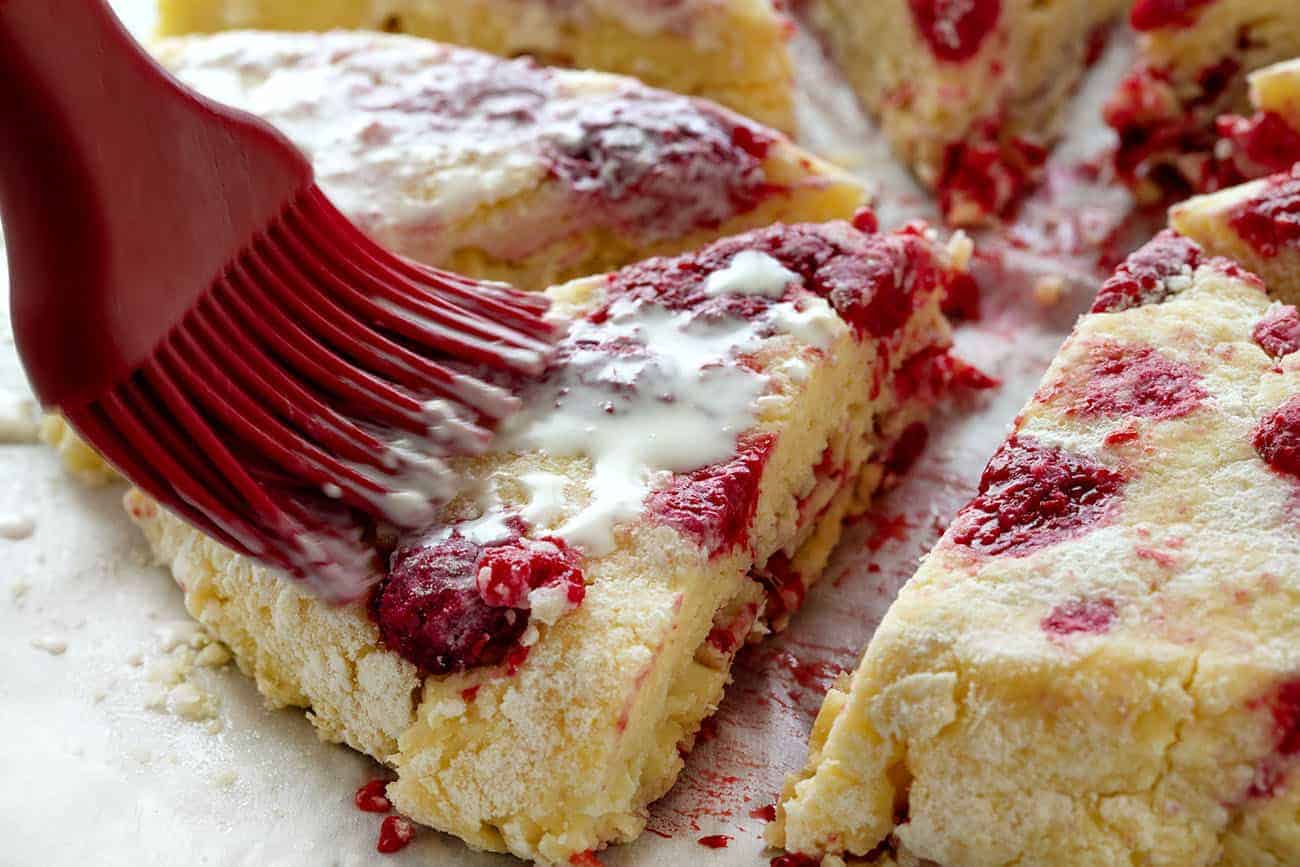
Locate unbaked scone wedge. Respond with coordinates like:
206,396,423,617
149,30,860,291
156,0,797,132
804,0,1126,225
1105,0,1300,202
45,29,864,482
773,229,1300,866
126,218,975,864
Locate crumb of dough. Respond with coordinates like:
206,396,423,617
30,635,67,655
142,622,230,725
0,394,39,444
1033,275,1067,307
0,514,35,540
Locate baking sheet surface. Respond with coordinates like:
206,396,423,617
0,5,1146,865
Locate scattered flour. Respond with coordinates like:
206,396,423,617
212,769,239,789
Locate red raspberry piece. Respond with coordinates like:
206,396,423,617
1246,679,1300,799
1041,598,1118,636
1253,396,1300,479
1130,0,1218,31
1046,340,1205,421
476,539,581,608
1091,230,1202,313
936,125,1045,223
1272,680,1300,757
1218,111,1300,179
942,271,982,321
545,94,776,241
355,779,392,813
370,534,583,674
908,0,1001,63
1254,306,1300,359
851,207,879,234
883,422,931,478
819,231,942,339
949,436,1128,557
377,816,415,854
648,433,776,555
758,552,806,621
771,855,821,867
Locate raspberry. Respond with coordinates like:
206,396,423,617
545,94,776,241
1045,340,1205,421
1245,679,1300,799
821,232,941,338
936,124,1045,223
1253,306,1300,359
1219,112,1300,178
648,434,776,555
1273,680,1300,757
354,780,392,813
1130,0,1217,32
370,534,583,674
1253,396,1300,479
476,539,581,608
851,207,880,234
950,437,1128,557
770,855,821,867
1041,598,1118,636
883,423,931,478
942,270,982,321
376,816,415,854
1091,230,1201,313
908,0,1001,63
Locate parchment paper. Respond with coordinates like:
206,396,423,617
0,4,1147,865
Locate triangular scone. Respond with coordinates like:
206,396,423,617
804,0,1126,226
773,230,1300,865
150,31,861,291
44,29,864,483
126,219,971,864
1106,0,1300,202
156,0,797,132
1171,166,1300,302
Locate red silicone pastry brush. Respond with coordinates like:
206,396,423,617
0,0,560,600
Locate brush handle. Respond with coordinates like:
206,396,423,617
0,0,312,408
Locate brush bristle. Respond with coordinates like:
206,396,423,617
69,187,561,601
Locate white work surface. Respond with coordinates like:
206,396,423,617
0,4,1147,865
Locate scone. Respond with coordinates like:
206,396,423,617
1171,165,1300,300
45,29,865,481
151,31,861,291
155,0,797,132
1105,0,1300,202
772,230,1300,865
126,218,975,864
803,0,1126,226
